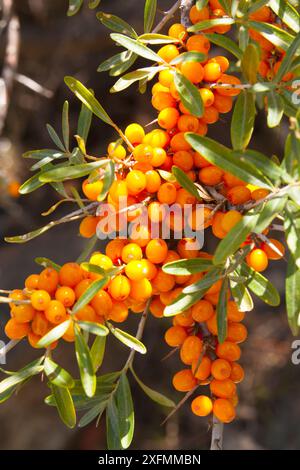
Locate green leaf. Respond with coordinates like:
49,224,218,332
286,255,300,335
284,204,300,268
247,20,294,51
216,277,228,343
230,278,253,312
241,44,259,84
37,319,71,348
231,91,256,150
116,373,134,449
19,172,46,194
5,220,62,244
35,257,61,271
185,134,273,189
130,367,175,407
96,12,137,38
98,51,134,73
163,258,213,275
89,0,101,8
106,395,121,450
108,324,147,354
77,101,93,143
90,335,106,372
110,69,153,93
78,401,107,427
75,327,96,397
98,160,115,201
269,0,300,33
267,91,284,128
109,52,138,77
39,160,108,182
139,33,178,44
67,0,83,16
72,277,109,314
172,166,202,200
65,76,114,126
238,263,281,306
62,101,70,151
77,321,109,337
188,17,234,33
253,196,287,234
274,34,300,83
205,33,243,59
110,33,164,63
144,0,157,33
44,358,75,389
170,51,207,65
51,384,76,428
174,71,203,117
0,359,44,395
237,148,286,183
46,124,65,152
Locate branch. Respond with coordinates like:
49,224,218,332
210,415,224,450
180,0,194,28
152,0,181,33
14,74,53,99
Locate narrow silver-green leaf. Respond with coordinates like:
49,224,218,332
72,277,109,314
96,12,137,38
44,358,75,389
108,324,147,354
205,33,242,59
130,367,175,407
144,0,157,33
75,327,96,397
239,263,281,306
39,160,109,183
269,0,300,33
116,373,134,449
37,319,71,348
188,17,234,33
163,258,213,275
106,396,121,450
90,335,106,372
51,384,76,428
286,255,300,335
174,71,203,117
110,33,164,63
267,91,284,128
172,165,202,200
77,321,109,337
216,277,228,343
67,0,83,16
231,91,256,150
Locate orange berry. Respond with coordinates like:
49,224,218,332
203,62,222,82
191,395,213,416
59,263,83,288
5,318,30,340
193,152,210,168
157,44,179,62
221,210,242,232
109,301,128,323
149,296,165,318
227,322,248,343
90,289,113,317
177,238,200,259
158,69,174,87
191,355,212,381
223,172,246,188
31,312,48,336
258,61,269,78
79,216,99,238
75,305,97,322
227,186,251,204
146,239,168,264
157,182,177,204
227,301,245,322
105,239,127,263
189,5,210,24
170,132,191,152
251,188,269,201
107,141,126,160
249,5,272,21
175,187,197,207
210,378,236,398
149,147,167,167
63,319,75,342
121,243,143,264
261,239,285,260
145,170,161,193
186,34,210,54
9,289,26,304
216,341,241,362
181,61,204,84
230,362,245,383
168,23,187,40
45,300,67,324
192,299,214,322
82,179,104,201
129,278,153,302
144,129,170,148
133,144,153,163
11,304,35,323
199,165,223,186
55,286,76,308
202,105,219,124
142,259,158,280
165,325,188,347
213,94,233,113
199,88,215,107
108,275,131,301
25,274,39,290
212,212,227,239
125,260,148,281
152,82,169,95
31,290,51,311
152,91,177,111
172,369,198,392
216,74,241,96
37,268,59,294
180,335,203,365
174,309,195,327
28,331,41,348
152,269,175,293
197,120,208,135
211,358,232,380
74,279,92,300
213,398,236,423
208,56,229,73
246,248,268,272
126,170,147,195
158,107,179,130
125,123,145,145
188,206,212,231
177,115,199,133
211,9,232,34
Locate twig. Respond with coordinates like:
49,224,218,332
14,73,53,98
161,383,200,426
0,339,20,362
180,0,194,28
152,0,181,33
210,415,224,450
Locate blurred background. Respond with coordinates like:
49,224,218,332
0,0,299,450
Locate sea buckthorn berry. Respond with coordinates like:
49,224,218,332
192,299,214,322
157,44,179,62
82,179,103,201
31,290,51,311
202,106,219,124
149,296,165,318
189,5,209,24
37,268,59,294
91,289,113,317
126,170,147,195
157,182,177,204
261,239,285,260
210,378,236,398
258,61,269,78
186,34,210,54
212,212,227,239
129,278,153,302
165,325,188,347
216,74,241,96
246,248,268,272
197,120,208,135
191,395,213,417
121,243,143,264
125,123,145,145
105,239,127,263
45,300,67,324
150,147,167,167
199,166,223,186
203,62,222,82
144,129,170,148
170,132,191,152
211,9,232,34
75,305,97,322
158,107,179,130
168,23,187,40
227,322,248,343
251,188,269,201
145,170,161,193
230,362,245,383
28,331,41,349
199,88,215,108
177,115,199,133
176,188,197,207
5,318,30,340
125,260,148,281
216,341,241,362
249,5,272,21
159,69,174,87
152,91,176,111
25,274,39,290
130,224,151,248
227,301,245,322
152,82,169,95
141,259,157,280
146,239,168,264
211,358,232,380
206,313,218,335
109,301,128,323
223,172,246,188
221,210,242,232
9,289,26,304
192,356,212,381
193,152,210,168
174,309,194,327
213,93,233,113
227,186,251,205
133,144,153,163
213,398,236,423
180,335,203,365
164,250,180,264
209,56,229,73
79,216,99,238
108,275,131,301
90,253,113,271
177,238,200,259
63,319,75,342
107,141,126,160
173,369,198,392
181,61,204,84
31,312,48,336
11,304,35,323
59,263,83,288
152,269,175,293
55,286,76,308
74,279,92,300
188,207,212,231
